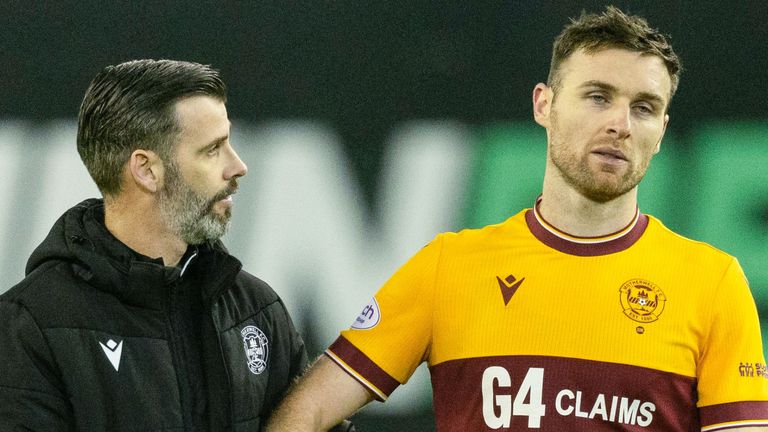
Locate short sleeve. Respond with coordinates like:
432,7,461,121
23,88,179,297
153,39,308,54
326,235,443,400
697,258,768,426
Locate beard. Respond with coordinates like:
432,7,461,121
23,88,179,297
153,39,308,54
158,160,238,245
548,109,651,203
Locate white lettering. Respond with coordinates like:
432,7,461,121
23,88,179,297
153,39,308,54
556,390,654,428
512,367,546,428
482,366,512,429
618,397,640,425
609,395,618,422
555,389,575,416
589,394,608,420
482,367,547,429
574,391,589,418
637,402,656,427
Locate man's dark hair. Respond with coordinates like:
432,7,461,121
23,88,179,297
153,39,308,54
548,6,681,99
77,59,227,196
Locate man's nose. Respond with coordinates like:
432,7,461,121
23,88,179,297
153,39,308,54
606,105,631,140
226,146,248,180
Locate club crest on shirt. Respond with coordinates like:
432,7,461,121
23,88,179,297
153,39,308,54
619,279,666,323
241,325,269,375
351,297,381,330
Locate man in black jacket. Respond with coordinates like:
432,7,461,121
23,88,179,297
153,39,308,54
0,60,353,431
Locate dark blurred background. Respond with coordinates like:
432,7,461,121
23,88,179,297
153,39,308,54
2,1,767,430
2,0,767,205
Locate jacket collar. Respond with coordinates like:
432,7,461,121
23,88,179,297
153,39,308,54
32,199,242,309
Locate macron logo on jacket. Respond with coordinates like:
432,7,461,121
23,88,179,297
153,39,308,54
99,339,123,371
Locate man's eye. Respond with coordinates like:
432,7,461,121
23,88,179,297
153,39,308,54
588,94,607,104
633,104,654,116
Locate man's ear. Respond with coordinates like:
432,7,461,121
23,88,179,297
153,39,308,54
653,114,670,155
533,83,553,128
128,149,163,193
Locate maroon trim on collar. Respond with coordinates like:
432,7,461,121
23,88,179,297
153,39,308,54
525,209,649,256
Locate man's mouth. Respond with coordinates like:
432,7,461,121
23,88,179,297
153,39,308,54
216,191,235,206
208,186,238,212
214,182,239,202
592,147,628,161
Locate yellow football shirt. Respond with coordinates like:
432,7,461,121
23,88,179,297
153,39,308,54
327,205,768,431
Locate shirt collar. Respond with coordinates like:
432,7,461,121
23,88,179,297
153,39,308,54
525,197,648,256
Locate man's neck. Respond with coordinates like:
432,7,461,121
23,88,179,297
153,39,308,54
539,181,639,238
103,196,188,267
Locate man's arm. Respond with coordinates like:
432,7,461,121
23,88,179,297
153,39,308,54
266,355,374,431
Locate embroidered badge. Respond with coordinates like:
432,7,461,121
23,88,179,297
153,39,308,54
619,278,666,323
241,325,269,375
351,297,381,330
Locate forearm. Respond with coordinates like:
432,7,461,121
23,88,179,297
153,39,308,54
266,355,373,431
266,386,326,431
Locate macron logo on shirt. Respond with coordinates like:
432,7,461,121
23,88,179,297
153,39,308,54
497,274,525,306
99,339,123,371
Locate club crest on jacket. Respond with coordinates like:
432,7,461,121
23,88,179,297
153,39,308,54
241,325,269,375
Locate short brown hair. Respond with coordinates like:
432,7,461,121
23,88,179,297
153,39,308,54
548,6,681,99
77,59,227,197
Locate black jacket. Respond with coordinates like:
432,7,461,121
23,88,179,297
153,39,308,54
0,199,309,431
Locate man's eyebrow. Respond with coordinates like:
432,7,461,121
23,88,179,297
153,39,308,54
200,134,229,152
635,91,666,107
579,80,666,106
578,80,618,93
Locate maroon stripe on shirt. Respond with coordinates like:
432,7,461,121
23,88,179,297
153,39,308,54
430,355,699,431
700,400,768,427
326,336,400,401
525,209,649,256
